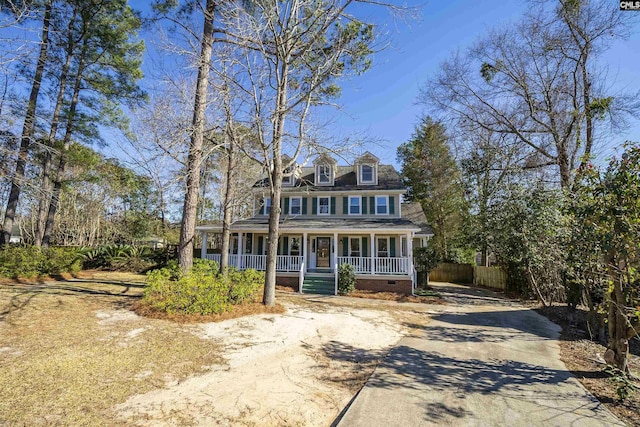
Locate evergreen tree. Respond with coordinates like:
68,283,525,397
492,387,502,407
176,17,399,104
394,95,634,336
397,117,469,262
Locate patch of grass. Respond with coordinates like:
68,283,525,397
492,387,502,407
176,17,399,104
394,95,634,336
0,282,223,426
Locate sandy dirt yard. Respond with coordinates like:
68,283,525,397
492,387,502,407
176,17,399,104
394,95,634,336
118,296,430,426
0,277,435,427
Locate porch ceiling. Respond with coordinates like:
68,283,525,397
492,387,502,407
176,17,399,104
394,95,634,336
226,217,421,233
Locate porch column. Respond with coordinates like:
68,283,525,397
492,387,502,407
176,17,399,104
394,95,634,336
303,232,308,273
238,232,244,269
406,232,414,273
201,231,207,259
370,232,375,274
333,232,338,271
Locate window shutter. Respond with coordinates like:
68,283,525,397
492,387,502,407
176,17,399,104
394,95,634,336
389,196,395,215
369,196,375,214
284,197,290,214
259,198,264,215
362,196,367,214
283,236,289,254
302,198,308,215
342,237,348,256
312,197,317,215
258,236,264,254
343,196,348,214
390,237,396,257
330,197,336,215
362,237,368,257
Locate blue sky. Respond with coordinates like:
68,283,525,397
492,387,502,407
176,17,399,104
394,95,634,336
126,0,640,168
322,0,640,167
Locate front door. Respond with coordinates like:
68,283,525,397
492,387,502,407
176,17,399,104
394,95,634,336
316,237,330,268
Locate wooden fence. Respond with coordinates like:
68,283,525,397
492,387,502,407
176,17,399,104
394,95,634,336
473,266,507,290
430,263,508,291
429,263,473,284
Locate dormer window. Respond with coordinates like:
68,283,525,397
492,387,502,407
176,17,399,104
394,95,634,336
282,174,291,185
318,165,331,183
314,153,337,186
361,165,374,183
355,151,379,185
315,163,335,186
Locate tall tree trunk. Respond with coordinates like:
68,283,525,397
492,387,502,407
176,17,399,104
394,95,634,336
1,1,52,245
220,126,235,272
178,0,216,273
41,45,86,247
36,12,76,246
263,58,289,307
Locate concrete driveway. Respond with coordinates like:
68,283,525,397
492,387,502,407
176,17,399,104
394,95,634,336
337,282,623,426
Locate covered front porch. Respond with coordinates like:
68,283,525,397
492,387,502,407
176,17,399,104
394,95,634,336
199,231,416,276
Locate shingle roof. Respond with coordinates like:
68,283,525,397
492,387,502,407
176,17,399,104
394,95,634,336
253,165,405,192
401,202,434,236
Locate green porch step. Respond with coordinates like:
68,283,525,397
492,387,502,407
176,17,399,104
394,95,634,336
302,274,335,295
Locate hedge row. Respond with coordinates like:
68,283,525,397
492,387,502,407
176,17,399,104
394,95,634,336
0,246,83,278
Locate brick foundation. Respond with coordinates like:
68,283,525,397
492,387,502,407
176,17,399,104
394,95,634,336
276,276,300,292
356,278,412,295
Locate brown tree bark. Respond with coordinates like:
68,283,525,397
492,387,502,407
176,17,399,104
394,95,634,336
220,124,235,272
41,44,86,247
263,57,289,307
178,0,216,273
1,0,52,245
35,12,76,246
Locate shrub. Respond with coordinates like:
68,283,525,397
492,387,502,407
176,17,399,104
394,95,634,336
42,247,83,275
142,262,264,315
80,244,158,272
338,263,356,295
0,246,83,278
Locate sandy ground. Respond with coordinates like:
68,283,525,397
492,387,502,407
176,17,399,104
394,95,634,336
117,301,417,426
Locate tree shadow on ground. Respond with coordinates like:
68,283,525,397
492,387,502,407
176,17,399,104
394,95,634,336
0,282,141,320
324,341,614,424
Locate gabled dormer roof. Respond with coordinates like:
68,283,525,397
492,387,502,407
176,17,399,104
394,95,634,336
355,151,379,164
313,153,338,166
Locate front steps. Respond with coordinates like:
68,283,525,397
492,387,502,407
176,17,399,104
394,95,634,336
302,273,335,295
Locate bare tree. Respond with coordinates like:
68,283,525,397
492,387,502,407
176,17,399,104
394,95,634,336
216,0,402,305
422,0,637,189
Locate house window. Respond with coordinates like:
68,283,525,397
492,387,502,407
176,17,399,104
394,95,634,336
377,238,388,257
376,196,388,215
264,197,271,215
283,166,293,185
290,237,301,256
318,165,331,184
349,196,361,215
318,197,330,215
245,236,252,254
290,197,301,215
349,238,360,257
361,164,374,183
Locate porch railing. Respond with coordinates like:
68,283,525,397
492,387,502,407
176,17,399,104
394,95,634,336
337,256,371,273
337,256,409,275
204,254,409,275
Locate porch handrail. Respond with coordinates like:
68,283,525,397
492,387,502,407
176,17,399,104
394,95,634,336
334,253,338,295
299,261,304,294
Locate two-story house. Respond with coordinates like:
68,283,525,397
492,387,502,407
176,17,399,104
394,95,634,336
196,152,433,295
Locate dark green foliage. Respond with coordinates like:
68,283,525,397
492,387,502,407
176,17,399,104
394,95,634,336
567,142,640,372
80,244,160,272
487,185,567,303
337,263,356,295
0,246,82,278
397,117,471,261
142,262,264,315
